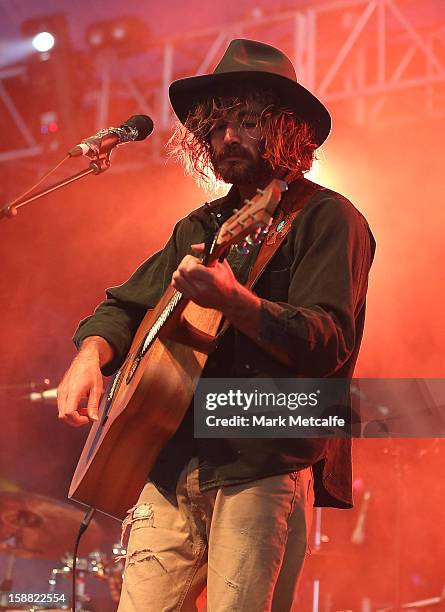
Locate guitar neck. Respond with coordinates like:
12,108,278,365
140,178,286,358
149,240,229,347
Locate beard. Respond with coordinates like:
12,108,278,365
211,144,274,185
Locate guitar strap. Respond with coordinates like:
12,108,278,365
214,178,323,344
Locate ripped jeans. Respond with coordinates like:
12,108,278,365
117,458,314,612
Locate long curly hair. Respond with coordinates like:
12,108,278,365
167,89,318,190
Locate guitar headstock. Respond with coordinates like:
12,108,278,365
210,179,287,261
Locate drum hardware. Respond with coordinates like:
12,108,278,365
45,544,126,609
0,552,17,608
0,492,103,560
0,492,103,612
47,561,89,612
107,543,126,603
111,542,126,558
0,492,128,610
51,551,107,581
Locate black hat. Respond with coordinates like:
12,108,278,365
169,38,331,146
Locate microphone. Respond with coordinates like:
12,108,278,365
28,388,58,403
68,115,154,158
26,387,89,411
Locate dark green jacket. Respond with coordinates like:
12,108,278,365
74,179,375,508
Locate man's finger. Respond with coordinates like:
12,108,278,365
63,385,90,424
60,410,90,427
179,255,202,270
172,274,197,299
60,387,90,426
87,385,102,421
177,259,213,279
191,243,205,253
57,381,68,418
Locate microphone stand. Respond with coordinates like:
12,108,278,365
0,148,112,220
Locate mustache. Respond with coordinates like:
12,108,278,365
214,145,253,163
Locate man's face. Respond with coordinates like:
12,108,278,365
209,102,273,186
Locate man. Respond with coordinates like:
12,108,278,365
58,39,375,611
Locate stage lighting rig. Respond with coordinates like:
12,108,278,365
85,17,150,56
22,14,70,56
19,14,80,147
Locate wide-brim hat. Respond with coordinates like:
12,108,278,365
169,38,331,147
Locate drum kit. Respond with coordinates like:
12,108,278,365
0,490,124,611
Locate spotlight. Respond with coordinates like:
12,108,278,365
87,28,104,48
111,25,127,41
85,17,149,56
22,14,70,50
32,32,55,53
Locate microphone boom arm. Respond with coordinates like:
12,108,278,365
0,154,112,220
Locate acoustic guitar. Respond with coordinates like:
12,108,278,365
69,179,285,520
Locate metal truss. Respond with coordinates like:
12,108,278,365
1,0,444,165
0,66,43,163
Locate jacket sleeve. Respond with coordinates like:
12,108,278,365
257,193,375,376
73,223,182,375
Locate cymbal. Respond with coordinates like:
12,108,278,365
0,491,103,559
0,476,21,493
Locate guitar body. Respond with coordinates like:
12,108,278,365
68,179,285,521
69,289,223,520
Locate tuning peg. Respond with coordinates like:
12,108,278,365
235,242,250,255
246,232,265,246
260,218,273,236
245,227,262,245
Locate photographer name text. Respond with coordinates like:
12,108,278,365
205,415,345,428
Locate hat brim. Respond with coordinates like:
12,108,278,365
169,71,331,146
